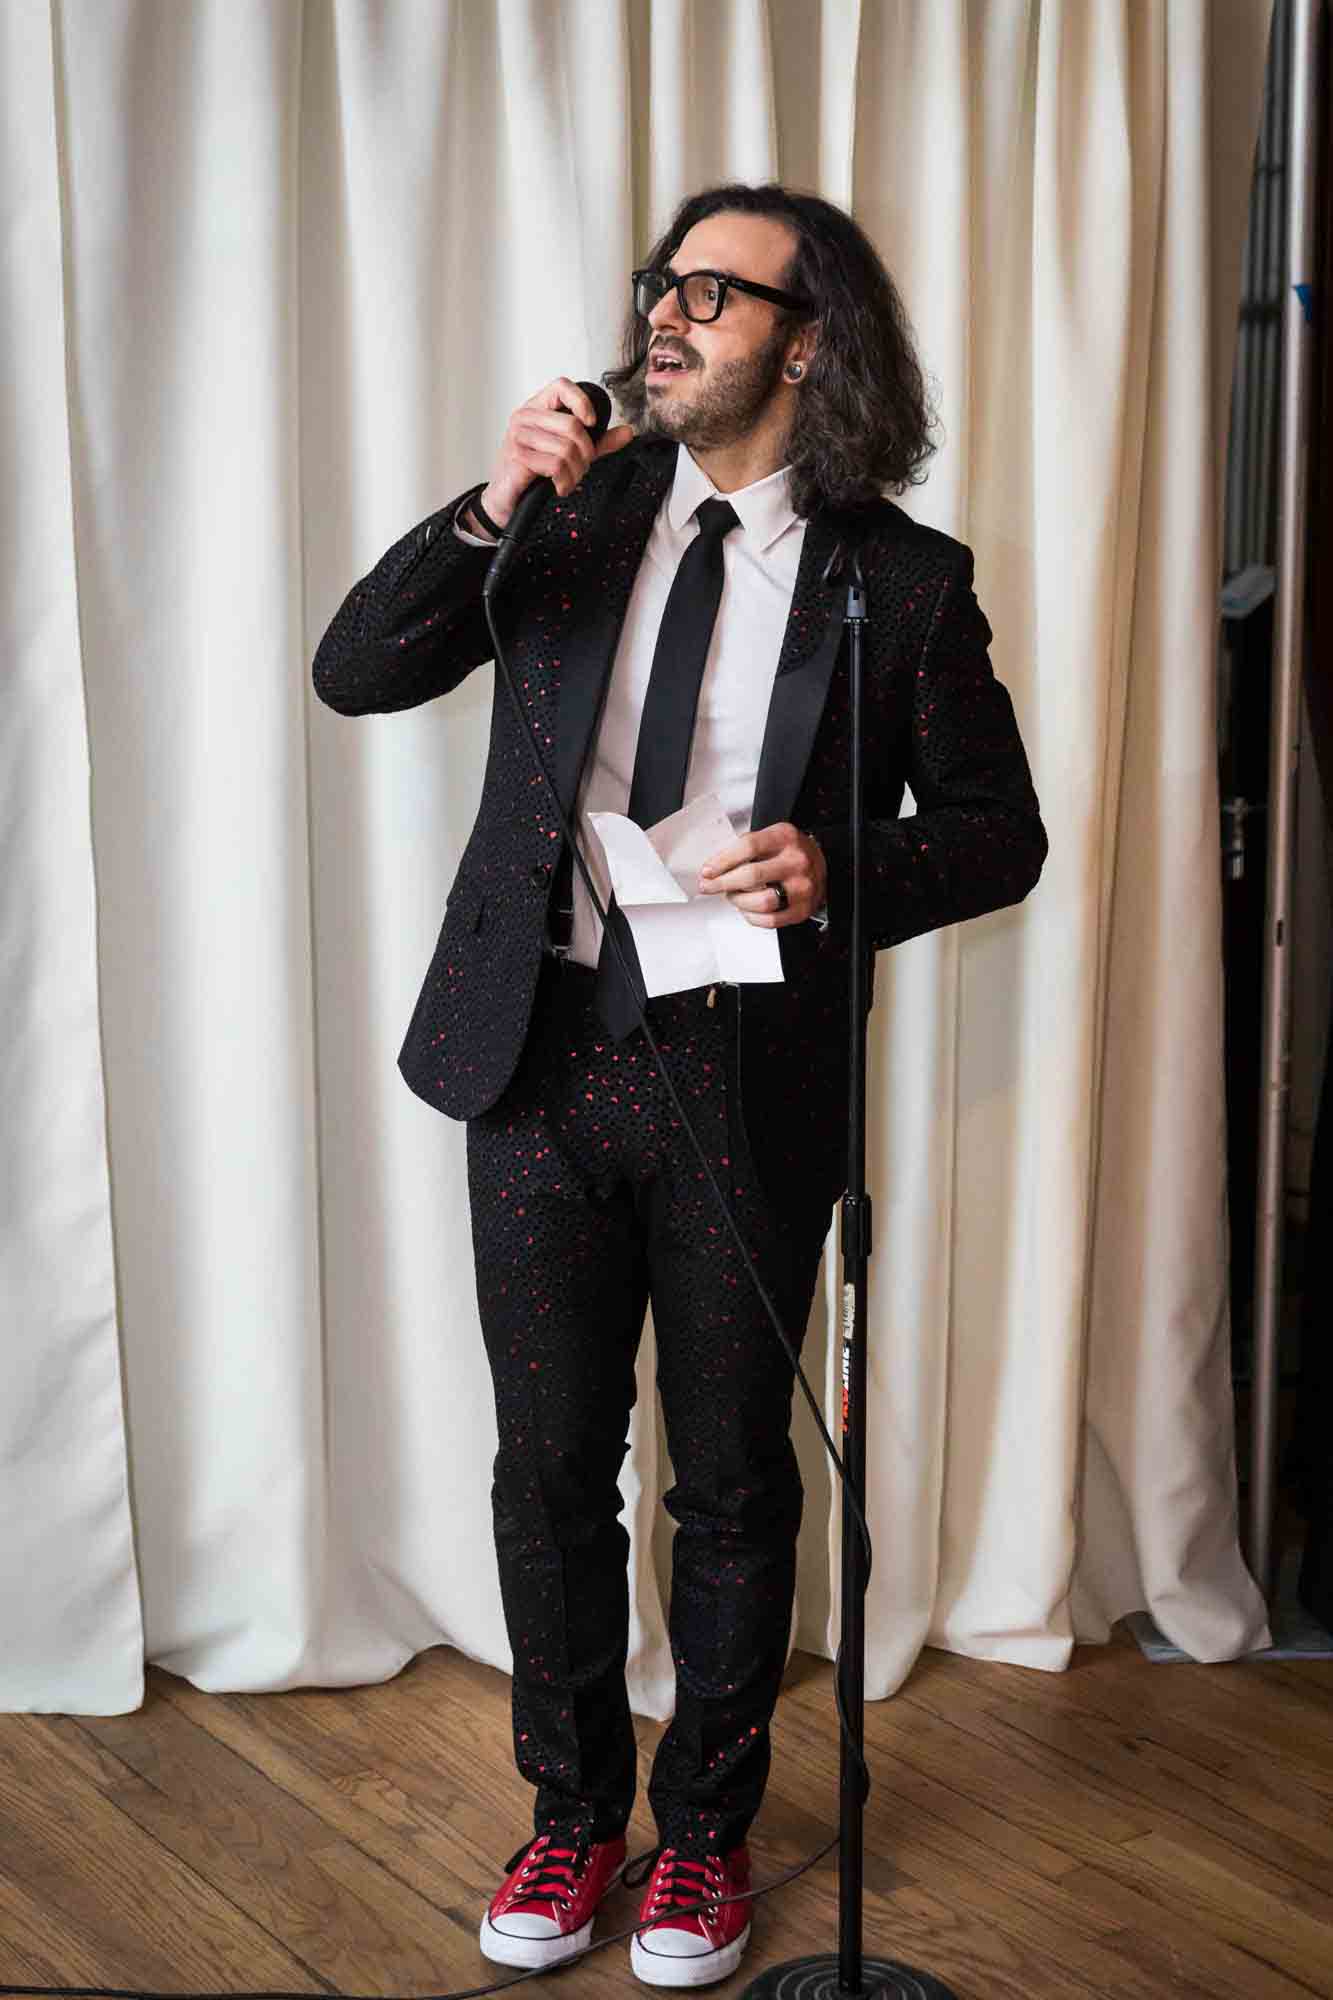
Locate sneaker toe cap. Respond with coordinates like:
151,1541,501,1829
641,1922,714,1957
490,1911,563,1938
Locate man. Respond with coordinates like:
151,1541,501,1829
312,182,1046,1989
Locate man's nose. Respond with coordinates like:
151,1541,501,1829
648,288,688,336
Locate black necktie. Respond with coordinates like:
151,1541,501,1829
593,496,740,1039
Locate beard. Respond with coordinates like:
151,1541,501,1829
623,319,791,449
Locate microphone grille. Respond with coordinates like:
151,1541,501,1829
578,380,613,445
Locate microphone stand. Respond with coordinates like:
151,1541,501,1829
741,553,958,2000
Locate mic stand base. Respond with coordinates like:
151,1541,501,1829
740,1953,959,1998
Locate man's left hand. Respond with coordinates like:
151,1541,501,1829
697,822,827,926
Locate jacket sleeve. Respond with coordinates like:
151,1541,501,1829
310,483,496,715
813,546,1047,952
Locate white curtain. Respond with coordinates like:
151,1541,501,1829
1,0,1273,1717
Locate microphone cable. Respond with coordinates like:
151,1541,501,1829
0,427,876,2000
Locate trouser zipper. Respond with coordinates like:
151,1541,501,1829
704,983,743,1120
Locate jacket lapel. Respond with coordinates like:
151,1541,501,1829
750,510,847,834
552,443,676,817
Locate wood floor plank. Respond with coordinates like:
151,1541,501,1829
937,1645,1333,1796
1012,1669,1333,1826
0,1872,113,1992
153,1677,541,1938
0,1725,327,1993
83,1729,470,1995
810,1670,1159,1847
929,1680,1333,1898
156,1666,548,1912
1121,1830,1333,1989
894,1666,1333,1923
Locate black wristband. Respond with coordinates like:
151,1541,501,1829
466,488,508,541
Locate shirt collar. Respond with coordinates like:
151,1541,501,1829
666,444,799,554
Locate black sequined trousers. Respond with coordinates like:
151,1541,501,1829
464,953,832,1859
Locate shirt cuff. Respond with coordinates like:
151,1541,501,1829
451,487,500,548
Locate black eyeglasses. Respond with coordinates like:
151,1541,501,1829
632,266,813,324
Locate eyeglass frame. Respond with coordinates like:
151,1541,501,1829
631,265,815,325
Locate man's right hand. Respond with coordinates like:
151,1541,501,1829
477,377,635,530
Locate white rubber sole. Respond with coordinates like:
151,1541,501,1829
479,1908,594,1969
631,1921,751,1988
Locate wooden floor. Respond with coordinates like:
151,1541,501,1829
2,1629,1332,2000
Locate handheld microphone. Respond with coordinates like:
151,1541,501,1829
482,380,613,598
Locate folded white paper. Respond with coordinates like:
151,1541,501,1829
586,793,784,996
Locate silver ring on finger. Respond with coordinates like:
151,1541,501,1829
768,881,789,912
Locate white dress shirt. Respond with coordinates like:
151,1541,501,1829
457,444,820,968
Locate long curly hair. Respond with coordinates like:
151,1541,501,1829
604,182,939,520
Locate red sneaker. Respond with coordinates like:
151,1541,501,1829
479,1828,627,1969
630,1844,753,1987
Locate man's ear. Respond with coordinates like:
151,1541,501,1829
789,321,820,371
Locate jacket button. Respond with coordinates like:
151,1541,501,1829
531,862,551,885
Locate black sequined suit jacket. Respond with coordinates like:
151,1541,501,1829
311,437,1047,1217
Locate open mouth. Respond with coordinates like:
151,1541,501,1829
648,349,691,380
